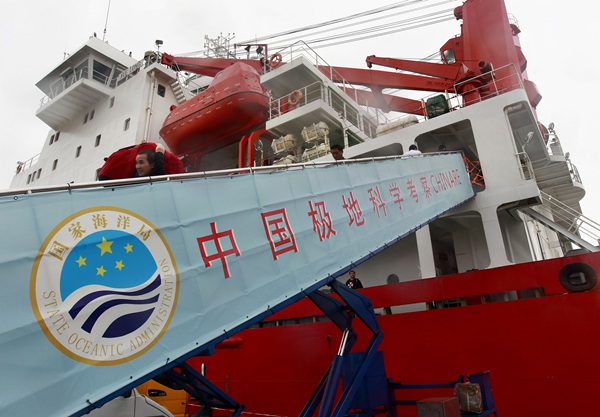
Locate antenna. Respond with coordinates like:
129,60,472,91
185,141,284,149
102,0,112,41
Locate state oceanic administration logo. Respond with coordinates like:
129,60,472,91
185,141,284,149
30,207,178,366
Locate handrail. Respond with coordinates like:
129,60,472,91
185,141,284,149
268,80,378,139
1,152,461,198
40,58,147,106
272,41,390,125
539,190,600,245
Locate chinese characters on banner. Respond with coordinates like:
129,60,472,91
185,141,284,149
195,164,466,279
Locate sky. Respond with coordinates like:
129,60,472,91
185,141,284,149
1,0,599,221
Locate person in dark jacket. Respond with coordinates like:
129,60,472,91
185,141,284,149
345,270,363,289
330,144,345,161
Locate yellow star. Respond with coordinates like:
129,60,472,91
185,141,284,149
76,256,87,267
124,243,134,253
96,265,107,277
96,237,113,256
115,260,125,271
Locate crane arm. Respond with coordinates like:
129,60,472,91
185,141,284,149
320,66,455,94
161,53,264,77
339,87,424,115
365,55,467,80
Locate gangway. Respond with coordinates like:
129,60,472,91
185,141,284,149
0,153,473,417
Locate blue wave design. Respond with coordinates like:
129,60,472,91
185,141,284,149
81,294,160,335
103,309,155,338
69,275,162,319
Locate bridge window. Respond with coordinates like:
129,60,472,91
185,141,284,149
75,60,89,79
52,159,58,171
157,84,166,97
95,135,101,147
124,118,130,131
93,60,112,85
76,146,82,158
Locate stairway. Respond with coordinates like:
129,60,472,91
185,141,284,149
170,77,188,105
519,191,600,253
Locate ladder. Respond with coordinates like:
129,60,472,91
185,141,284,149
519,191,600,253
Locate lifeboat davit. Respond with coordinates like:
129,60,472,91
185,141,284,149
160,62,270,157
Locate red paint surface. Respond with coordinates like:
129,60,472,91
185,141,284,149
190,253,600,417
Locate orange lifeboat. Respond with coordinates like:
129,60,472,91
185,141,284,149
160,62,270,157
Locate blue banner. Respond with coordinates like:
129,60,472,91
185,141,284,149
0,153,473,417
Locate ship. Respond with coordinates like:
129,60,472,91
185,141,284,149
4,1,600,417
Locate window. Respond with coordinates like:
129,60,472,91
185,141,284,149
110,97,115,108
52,159,58,170
76,146,82,158
60,69,75,88
110,64,128,88
83,113,88,124
90,109,95,120
27,174,32,184
124,118,130,131
93,60,112,85
49,131,60,145
75,60,89,80
95,135,101,147
37,169,42,179
157,84,166,97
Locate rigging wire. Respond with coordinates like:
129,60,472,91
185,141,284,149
236,0,428,44
267,9,456,53
179,0,459,58
245,0,457,47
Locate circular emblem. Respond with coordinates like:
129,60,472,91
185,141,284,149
30,207,178,366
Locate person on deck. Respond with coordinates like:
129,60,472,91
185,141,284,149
135,143,166,176
330,144,346,161
403,144,422,156
345,270,364,289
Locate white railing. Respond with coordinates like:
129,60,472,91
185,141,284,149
449,63,523,109
271,41,390,125
544,124,582,185
40,58,148,106
272,42,527,126
269,81,379,139
540,191,600,245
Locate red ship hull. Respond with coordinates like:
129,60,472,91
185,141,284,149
160,62,269,157
190,253,600,417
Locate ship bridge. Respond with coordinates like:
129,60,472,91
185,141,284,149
34,36,173,130
0,154,473,417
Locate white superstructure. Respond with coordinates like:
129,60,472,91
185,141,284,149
12,36,185,188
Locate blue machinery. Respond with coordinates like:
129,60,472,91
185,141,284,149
301,280,384,417
151,278,385,417
154,279,497,417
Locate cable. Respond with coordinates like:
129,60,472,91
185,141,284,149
179,0,459,59
268,9,456,52
236,0,423,44
250,0,457,47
